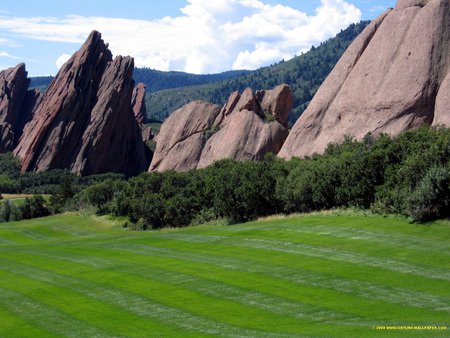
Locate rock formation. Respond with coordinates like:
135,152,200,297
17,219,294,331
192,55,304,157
132,82,147,124
0,64,39,152
149,101,221,172
150,85,292,172
14,31,149,176
279,0,450,159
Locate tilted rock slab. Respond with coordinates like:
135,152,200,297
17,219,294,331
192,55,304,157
279,0,450,159
132,82,147,125
150,85,292,172
0,64,39,152
14,31,149,176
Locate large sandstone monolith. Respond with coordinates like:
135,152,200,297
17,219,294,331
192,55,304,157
14,31,149,176
0,64,39,152
150,84,292,172
279,0,450,159
149,101,221,172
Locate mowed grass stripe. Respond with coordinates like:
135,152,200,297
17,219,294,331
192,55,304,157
198,216,450,253
0,213,449,337
0,269,195,338
11,241,450,327
186,224,450,270
0,303,58,338
0,286,121,338
0,255,307,338
0,252,369,326
104,236,450,298
149,233,450,281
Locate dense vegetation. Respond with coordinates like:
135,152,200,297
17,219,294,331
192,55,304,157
71,126,450,228
0,212,448,337
2,126,448,225
133,69,251,93
0,153,124,222
147,21,369,125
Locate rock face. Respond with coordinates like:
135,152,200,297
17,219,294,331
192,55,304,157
279,0,450,159
149,101,221,172
14,31,149,176
150,85,292,172
132,82,147,124
0,64,38,152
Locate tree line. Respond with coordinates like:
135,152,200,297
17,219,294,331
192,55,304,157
2,126,449,226
73,126,450,227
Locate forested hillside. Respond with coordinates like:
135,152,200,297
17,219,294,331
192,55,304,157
133,69,251,93
29,69,250,97
147,21,370,125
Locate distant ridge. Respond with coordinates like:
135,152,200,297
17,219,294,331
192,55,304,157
29,69,250,96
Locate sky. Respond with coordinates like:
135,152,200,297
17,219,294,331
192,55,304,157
0,0,396,76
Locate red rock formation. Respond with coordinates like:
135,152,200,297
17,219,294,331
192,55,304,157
0,64,38,152
150,85,292,172
197,109,288,169
132,82,147,124
14,31,149,176
149,101,221,172
279,0,450,159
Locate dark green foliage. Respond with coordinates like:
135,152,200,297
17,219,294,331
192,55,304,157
147,22,369,124
133,69,251,93
0,195,49,222
21,196,50,220
405,165,450,222
69,126,450,229
3,127,448,227
74,179,129,214
206,158,284,223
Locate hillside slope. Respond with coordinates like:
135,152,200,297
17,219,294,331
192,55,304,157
147,21,369,125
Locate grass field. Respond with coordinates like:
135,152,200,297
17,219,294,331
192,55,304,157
0,212,449,337
0,194,51,206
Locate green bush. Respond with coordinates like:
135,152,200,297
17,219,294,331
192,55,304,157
406,165,450,222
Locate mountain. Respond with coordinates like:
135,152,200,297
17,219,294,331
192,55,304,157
14,31,150,176
146,21,370,125
279,0,450,159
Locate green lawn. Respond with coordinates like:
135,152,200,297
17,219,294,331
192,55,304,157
0,212,449,337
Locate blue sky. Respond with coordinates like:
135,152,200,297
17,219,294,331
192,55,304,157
0,0,396,76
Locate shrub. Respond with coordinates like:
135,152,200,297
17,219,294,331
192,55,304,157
406,165,450,222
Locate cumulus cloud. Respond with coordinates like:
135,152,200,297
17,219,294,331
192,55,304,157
56,53,71,69
0,0,361,73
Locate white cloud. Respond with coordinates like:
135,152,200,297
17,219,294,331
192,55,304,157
0,0,362,73
56,53,71,69
0,51,20,59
